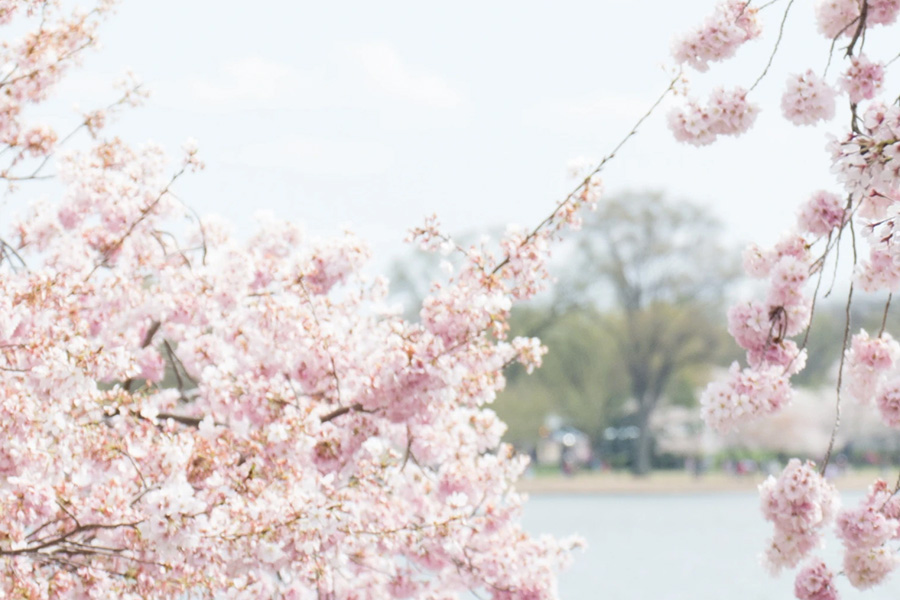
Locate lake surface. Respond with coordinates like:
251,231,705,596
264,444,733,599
522,492,900,600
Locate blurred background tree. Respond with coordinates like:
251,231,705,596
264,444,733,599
388,194,900,476
391,191,742,474
503,192,739,475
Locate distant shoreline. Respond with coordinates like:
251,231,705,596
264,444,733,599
515,469,892,495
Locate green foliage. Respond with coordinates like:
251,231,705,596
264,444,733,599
494,306,631,446
793,294,899,388
391,192,742,469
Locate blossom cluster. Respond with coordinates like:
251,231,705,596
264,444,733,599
0,143,583,599
667,86,758,146
700,234,814,432
815,0,900,39
828,103,900,296
671,0,761,72
814,0,863,38
840,54,885,105
794,558,838,600
835,480,900,589
0,1,591,598
0,1,116,179
781,70,836,127
759,459,839,573
796,190,846,237
700,361,794,432
843,330,900,407
673,1,900,594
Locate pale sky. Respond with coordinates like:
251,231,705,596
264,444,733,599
31,0,900,268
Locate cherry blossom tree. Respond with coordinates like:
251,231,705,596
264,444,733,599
11,0,900,597
0,1,629,597
671,0,900,597
558,192,737,475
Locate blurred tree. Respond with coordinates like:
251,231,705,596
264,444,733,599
388,193,739,474
559,192,739,475
493,306,630,447
793,294,900,388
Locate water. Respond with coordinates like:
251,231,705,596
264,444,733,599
522,492,900,600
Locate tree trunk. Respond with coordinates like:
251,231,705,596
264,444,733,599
632,405,653,476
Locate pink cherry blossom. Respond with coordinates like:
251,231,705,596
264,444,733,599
837,503,899,550
727,300,770,353
843,330,900,404
0,1,598,596
794,558,838,600
668,87,758,146
856,247,900,292
759,459,838,573
829,103,900,209
672,0,762,72
676,0,900,595
797,191,845,236
700,362,794,432
843,546,898,589
781,70,836,126
867,0,900,25
743,243,775,278
815,0,861,38
876,377,900,426
840,54,885,104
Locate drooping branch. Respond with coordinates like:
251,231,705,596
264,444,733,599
489,70,682,277
749,0,795,91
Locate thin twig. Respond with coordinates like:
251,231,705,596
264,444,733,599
320,403,367,424
887,50,900,67
490,70,682,276
755,0,784,10
824,16,861,76
821,220,858,474
879,294,892,337
750,0,795,91
155,412,203,427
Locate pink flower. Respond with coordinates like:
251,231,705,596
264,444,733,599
868,0,900,26
844,546,898,589
759,460,839,573
876,377,900,426
743,243,774,278
727,301,770,353
764,530,821,574
19,123,57,156
701,363,794,432
767,256,810,308
708,86,759,136
748,339,807,375
843,330,900,404
669,87,759,146
794,558,838,600
797,191,845,236
856,247,900,293
668,100,717,146
837,504,898,549
815,0,861,38
840,55,885,104
782,71,836,126
671,0,761,71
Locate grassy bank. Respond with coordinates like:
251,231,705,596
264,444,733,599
515,468,894,494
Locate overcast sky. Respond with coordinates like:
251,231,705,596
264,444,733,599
31,0,900,268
